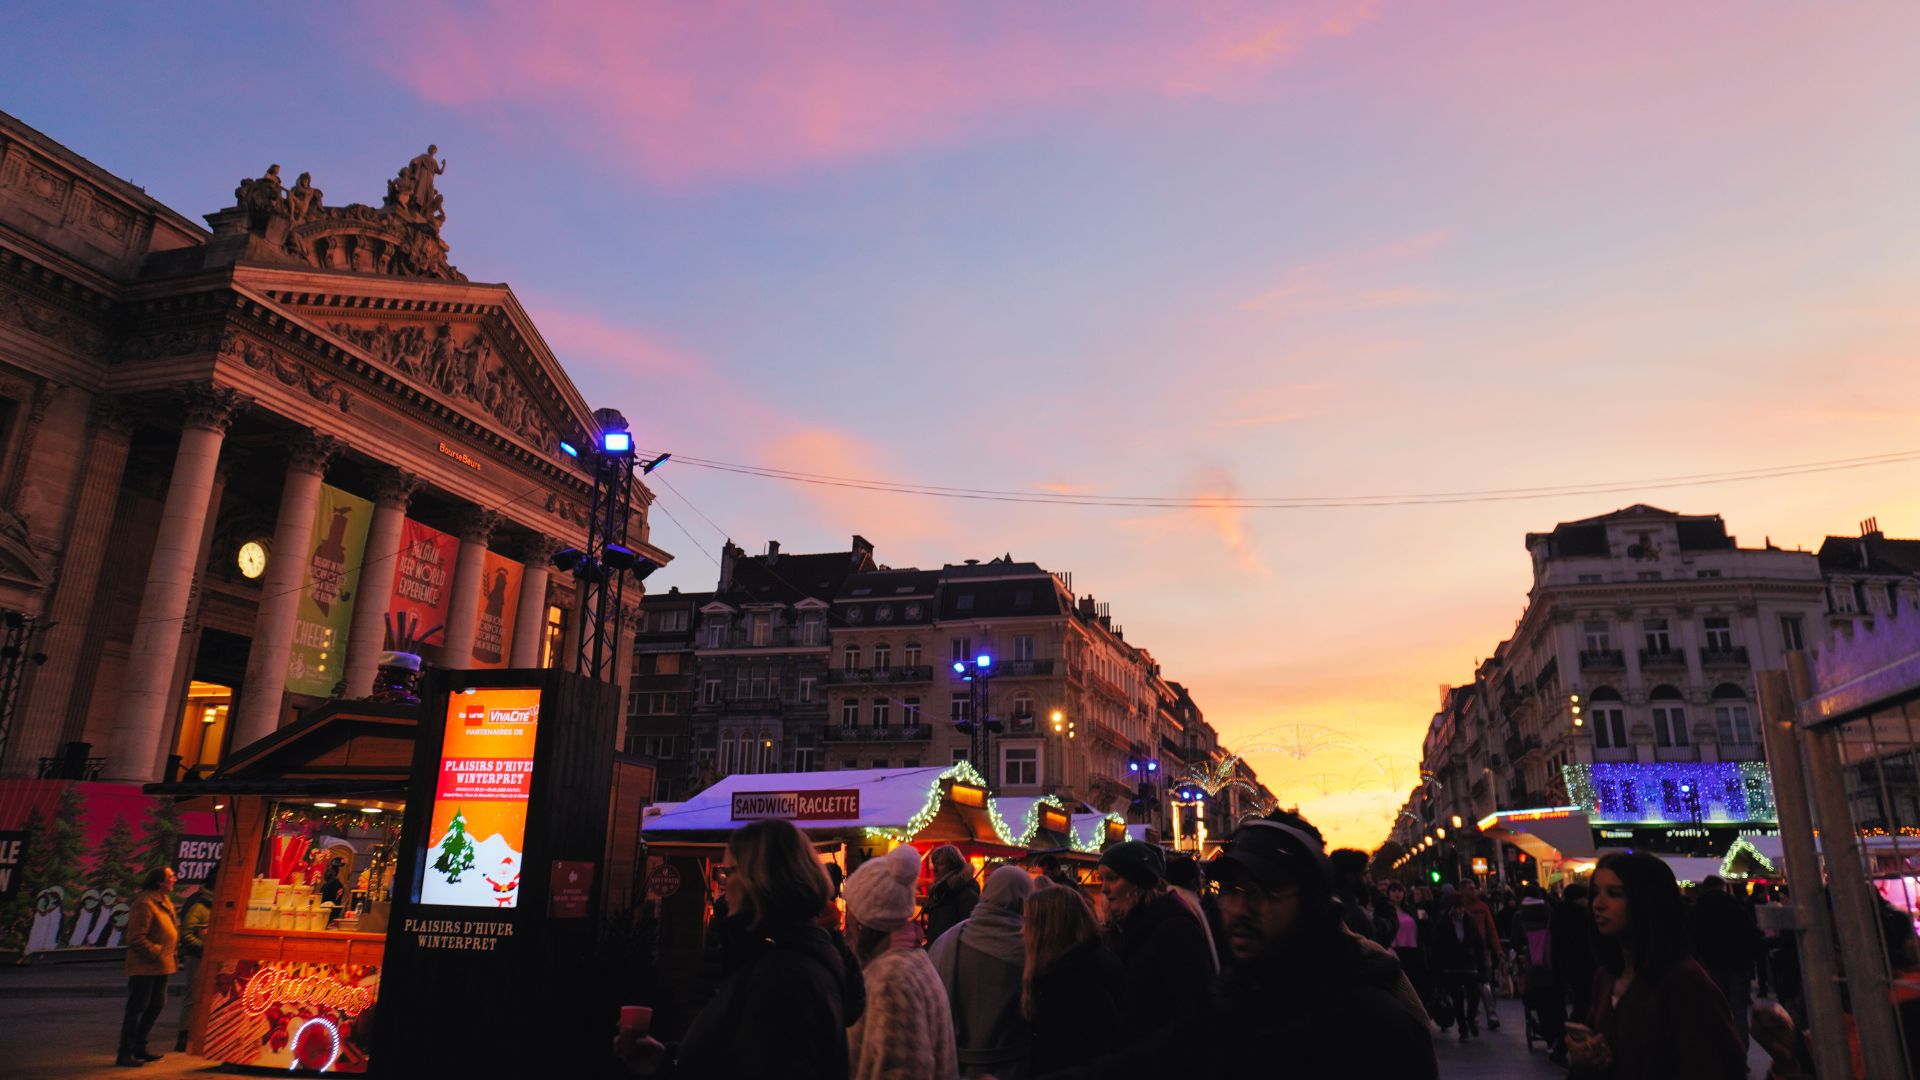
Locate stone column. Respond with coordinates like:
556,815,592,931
442,509,498,669
509,535,559,667
341,468,420,697
153,462,231,781
13,396,134,772
105,387,243,782
232,431,342,749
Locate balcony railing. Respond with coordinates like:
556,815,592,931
1639,648,1687,668
699,627,825,650
822,724,933,743
997,659,1055,677
827,665,935,685
1700,646,1749,667
1579,649,1625,671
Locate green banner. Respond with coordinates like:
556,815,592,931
286,482,374,697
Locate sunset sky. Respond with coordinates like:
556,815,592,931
13,2,1920,847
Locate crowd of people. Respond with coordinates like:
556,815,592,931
610,811,1920,1079
615,809,1438,1079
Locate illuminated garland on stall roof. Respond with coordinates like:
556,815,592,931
861,762,1023,846
1720,835,1780,879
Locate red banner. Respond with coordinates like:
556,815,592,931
388,519,457,662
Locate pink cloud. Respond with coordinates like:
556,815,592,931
357,0,1382,184
1240,228,1456,315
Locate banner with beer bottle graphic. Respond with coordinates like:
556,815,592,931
287,483,373,696
467,551,523,669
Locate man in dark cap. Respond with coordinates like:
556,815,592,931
1044,813,1436,1080
1199,810,1436,1078
1096,840,1216,1042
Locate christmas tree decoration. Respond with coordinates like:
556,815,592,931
431,810,477,883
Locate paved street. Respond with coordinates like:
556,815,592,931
1429,1003,1776,1078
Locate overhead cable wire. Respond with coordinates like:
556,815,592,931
632,447,1920,509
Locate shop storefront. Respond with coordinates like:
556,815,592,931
150,701,417,1073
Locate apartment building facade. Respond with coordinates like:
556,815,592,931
1406,505,1833,878
639,542,1255,827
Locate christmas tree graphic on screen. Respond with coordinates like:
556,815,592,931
419,688,539,908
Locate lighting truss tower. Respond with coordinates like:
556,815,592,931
558,410,665,683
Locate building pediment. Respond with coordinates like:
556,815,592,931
233,267,594,463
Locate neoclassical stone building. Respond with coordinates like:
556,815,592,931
0,111,668,782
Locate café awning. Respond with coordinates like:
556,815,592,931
1477,807,1596,864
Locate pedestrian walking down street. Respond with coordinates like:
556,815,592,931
1458,882,1504,1030
1513,885,1564,1056
616,820,858,1079
1385,882,1435,1027
1689,875,1760,1048
1330,848,1396,948
1566,852,1745,1080
1552,883,1599,1041
118,866,179,1068
1021,886,1124,1076
1431,891,1489,1041
1096,840,1217,1043
930,865,1034,1079
844,844,958,1080
173,887,212,1052
923,845,980,944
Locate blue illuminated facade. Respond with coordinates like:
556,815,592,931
1563,761,1777,825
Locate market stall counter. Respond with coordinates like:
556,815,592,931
146,701,418,1074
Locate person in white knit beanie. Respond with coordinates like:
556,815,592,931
842,845,959,1080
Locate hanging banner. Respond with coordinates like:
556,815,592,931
468,552,523,669
287,484,373,697
388,518,457,663
419,687,541,908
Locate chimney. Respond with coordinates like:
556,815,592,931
1079,594,1098,618
719,541,743,591
766,539,781,564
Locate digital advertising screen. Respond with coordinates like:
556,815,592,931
418,686,541,909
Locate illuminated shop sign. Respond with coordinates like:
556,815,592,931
420,687,541,908
205,960,378,1073
729,790,861,821
1563,762,1777,826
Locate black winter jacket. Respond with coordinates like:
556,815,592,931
675,922,856,1079
1028,938,1124,1075
924,875,981,943
1046,926,1438,1080
1109,890,1215,1039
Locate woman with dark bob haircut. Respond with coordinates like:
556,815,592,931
1565,851,1744,1079
615,820,859,1078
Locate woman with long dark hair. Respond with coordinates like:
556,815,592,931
616,819,858,1078
1021,885,1123,1075
1566,852,1744,1079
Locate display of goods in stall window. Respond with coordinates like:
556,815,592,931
250,801,403,933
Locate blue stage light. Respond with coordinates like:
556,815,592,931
602,431,633,454
559,441,579,458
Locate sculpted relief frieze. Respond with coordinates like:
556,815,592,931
328,320,555,450
219,336,351,414
0,283,105,352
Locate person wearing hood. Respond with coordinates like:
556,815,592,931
930,865,1034,1079
616,819,857,1079
1095,840,1217,1044
1514,885,1564,1058
922,845,980,943
844,844,958,1080
1041,810,1437,1080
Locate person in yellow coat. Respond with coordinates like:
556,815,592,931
118,867,178,1068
